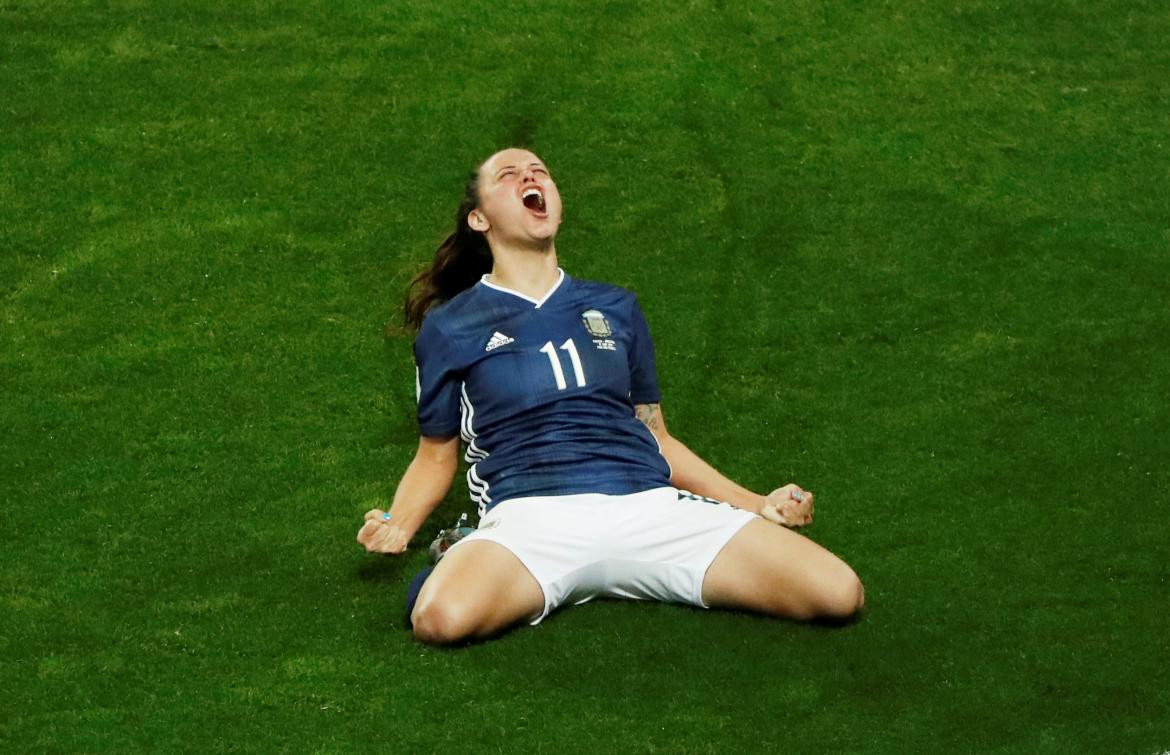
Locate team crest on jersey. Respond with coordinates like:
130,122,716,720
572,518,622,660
580,309,613,337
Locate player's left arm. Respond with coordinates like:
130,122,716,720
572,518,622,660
634,403,813,526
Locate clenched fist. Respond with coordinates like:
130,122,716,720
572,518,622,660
356,509,409,554
760,484,814,528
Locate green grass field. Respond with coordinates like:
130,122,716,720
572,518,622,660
4,0,1168,751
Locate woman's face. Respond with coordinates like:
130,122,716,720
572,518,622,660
469,148,562,248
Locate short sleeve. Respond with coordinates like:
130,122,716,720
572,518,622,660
413,314,462,437
627,295,661,404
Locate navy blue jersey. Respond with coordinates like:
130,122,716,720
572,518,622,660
413,268,673,515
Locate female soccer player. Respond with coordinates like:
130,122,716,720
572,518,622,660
357,148,864,645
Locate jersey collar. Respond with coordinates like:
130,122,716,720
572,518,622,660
478,267,567,309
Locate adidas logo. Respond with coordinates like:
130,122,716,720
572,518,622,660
484,331,515,352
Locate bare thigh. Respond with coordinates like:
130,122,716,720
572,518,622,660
410,539,545,645
702,519,864,622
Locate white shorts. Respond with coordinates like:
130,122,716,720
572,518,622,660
449,486,758,624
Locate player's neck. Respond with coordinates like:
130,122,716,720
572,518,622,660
485,245,561,302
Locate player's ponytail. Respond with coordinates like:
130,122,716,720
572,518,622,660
403,171,492,330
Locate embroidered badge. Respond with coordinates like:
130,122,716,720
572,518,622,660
580,309,613,337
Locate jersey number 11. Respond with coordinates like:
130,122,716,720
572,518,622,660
539,339,586,390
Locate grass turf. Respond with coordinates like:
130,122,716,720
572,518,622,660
3,0,1168,751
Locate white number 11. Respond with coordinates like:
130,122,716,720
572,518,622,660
540,338,586,390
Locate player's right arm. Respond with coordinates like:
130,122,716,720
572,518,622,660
356,433,459,554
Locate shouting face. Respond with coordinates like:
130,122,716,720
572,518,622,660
468,148,562,250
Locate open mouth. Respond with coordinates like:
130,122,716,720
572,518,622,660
522,187,547,214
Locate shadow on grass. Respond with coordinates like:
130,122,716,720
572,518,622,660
355,554,413,582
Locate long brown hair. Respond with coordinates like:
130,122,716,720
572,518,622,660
403,170,492,330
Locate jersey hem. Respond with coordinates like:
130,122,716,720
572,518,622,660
418,425,460,437
483,480,674,512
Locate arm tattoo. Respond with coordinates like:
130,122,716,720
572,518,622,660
635,403,662,432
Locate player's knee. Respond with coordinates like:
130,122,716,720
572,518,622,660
411,596,475,646
818,568,864,621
